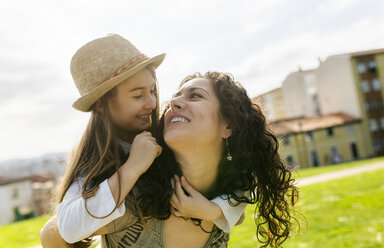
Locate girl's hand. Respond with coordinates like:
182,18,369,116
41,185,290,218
127,131,162,175
170,175,223,222
108,131,161,206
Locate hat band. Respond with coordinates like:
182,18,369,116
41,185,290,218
109,54,149,79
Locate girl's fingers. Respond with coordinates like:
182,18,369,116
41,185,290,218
180,176,195,196
171,207,182,217
170,178,179,207
170,191,180,208
174,175,186,199
171,207,189,221
170,178,175,190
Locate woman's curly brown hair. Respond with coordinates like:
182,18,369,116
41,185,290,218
139,71,299,247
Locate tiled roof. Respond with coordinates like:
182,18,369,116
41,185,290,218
350,48,384,57
0,176,31,186
268,112,360,136
253,87,282,98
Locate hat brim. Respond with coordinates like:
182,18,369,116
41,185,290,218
72,53,166,112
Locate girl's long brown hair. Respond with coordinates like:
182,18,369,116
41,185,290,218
55,66,159,248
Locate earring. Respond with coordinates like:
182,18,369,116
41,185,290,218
226,138,232,161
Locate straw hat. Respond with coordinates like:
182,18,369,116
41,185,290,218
71,34,165,112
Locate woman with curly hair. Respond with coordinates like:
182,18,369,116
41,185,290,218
41,70,298,248
134,71,299,248
94,71,298,247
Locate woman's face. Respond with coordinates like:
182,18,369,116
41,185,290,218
108,68,157,133
164,78,229,149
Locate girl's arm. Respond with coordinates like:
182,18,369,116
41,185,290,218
170,175,247,232
41,216,71,248
108,131,162,206
40,215,108,248
57,131,162,243
210,197,247,232
56,177,126,243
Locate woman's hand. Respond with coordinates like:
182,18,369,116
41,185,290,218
170,175,223,222
127,131,162,175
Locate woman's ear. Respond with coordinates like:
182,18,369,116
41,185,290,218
223,126,232,139
95,99,104,113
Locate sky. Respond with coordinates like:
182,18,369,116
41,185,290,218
1,0,384,161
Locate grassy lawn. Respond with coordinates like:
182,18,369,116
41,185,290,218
229,168,384,248
0,214,51,248
1,157,383,247
293,156,384,178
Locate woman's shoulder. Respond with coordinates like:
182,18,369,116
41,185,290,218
208,227,230,248
102,215,162,247
104,187,144,233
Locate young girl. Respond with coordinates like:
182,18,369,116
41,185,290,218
41,34,246,247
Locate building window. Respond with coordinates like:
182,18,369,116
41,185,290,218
326,127,334,137
374,99,383,110
370,119,379,131
11,188,18,200
310,150,319,167
357,62,367,73
330,146,337,154
345,123,355,134
361,80,370,93
364,101,371,110
370,99,379,110
381,117,384,129
350,142,359,160
368,60,377,72
305,131,314,142
282,136,290,146
372,78,381,91
373,139,382,152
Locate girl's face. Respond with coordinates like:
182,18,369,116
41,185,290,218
163,78,229,149
108,68,157,133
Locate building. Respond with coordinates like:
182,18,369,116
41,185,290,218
252,88,287,121
269,113,368,168
316,48,384,157
350,49,384,156
0,176,34,226
0,172,55,226
255,68,320,122
257,47,384,161
316,54,362,118
31,173,55,216
282,69,320,119
0,153,68,226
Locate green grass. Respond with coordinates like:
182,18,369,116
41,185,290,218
229,168,384,248
2,157,383,247
293,156,384,178
0,214,52,248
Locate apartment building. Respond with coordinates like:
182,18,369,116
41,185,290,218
282,69,320,118
350,49,384,156
252,88,287,121
257,48,384,165
317,48,384,157
270,113,367,168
